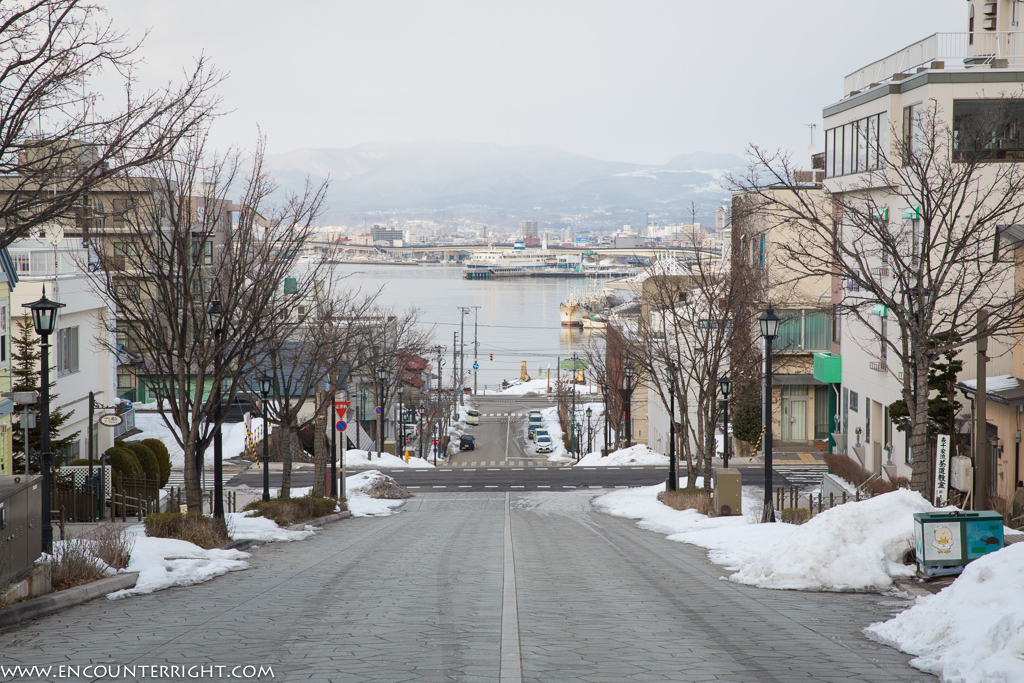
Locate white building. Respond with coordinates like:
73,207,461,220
8,239,120,461
822,0,1023,489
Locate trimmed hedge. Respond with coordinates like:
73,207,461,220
126,443,160,484
242,494,342,527
141,438,172,487
105,446,141,479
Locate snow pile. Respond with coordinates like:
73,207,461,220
345,470,410,517
226,511,317,542
107,532,250,600
865,543,1024,683
134,412,258,470
730,489,933,591
344,448,434,468
481,379,550,396
594,484,935,591
576,444,668,466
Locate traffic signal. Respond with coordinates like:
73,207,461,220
490,353,493,361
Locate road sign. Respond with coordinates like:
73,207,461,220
473,362,479,370
336,420,347,432
335,400,351,421
375,405,382,416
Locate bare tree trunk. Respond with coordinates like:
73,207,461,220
280,423,295,499
183,437,202,513
313,390,328,496
911,356,932,496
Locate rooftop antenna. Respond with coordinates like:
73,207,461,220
806,123,818,156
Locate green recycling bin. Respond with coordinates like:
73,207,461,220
913,510,1004,578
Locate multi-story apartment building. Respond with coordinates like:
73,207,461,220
0,251,17,475
822,0,1024,497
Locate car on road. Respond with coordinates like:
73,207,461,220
531,428,549,443
536,434,554,453
527,412,543,437
465,409,481,425
459,434,476,451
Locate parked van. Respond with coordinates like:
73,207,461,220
465,409,481,426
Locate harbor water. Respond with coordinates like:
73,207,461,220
331,263,607,390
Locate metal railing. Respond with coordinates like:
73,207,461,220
113,404,136,439
844,31,1024,94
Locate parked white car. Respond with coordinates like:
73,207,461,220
536,434,554,453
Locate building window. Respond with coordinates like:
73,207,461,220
850,391,859,413
826,112,887,178
953,99,1024,161
903,102,925,159
57,326,79,376
775,309,832,351
117,373,134,390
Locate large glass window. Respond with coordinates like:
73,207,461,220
804,311,830,350
826,112,888,177
57,326,79,376
954,99,1024,160
774,309,833,351
777,312,802,350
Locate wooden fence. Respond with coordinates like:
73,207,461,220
51,473,161,524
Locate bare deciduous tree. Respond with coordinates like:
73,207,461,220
732,98,1024,496
0,1,223,248
89,132,330,512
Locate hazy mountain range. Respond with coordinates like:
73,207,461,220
265,141,745,223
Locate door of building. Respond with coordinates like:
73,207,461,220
781,386,808,441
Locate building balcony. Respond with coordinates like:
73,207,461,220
844,31,1024,95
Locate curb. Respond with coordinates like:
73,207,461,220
287,510,351,531
0,572,139,630
893,579,934,598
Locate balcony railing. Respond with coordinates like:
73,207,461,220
869,361,888,373
844,32,1024,95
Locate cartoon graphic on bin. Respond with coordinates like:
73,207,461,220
931,526,955,555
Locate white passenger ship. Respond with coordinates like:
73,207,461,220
463,241,554,270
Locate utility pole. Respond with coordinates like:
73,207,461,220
472,305,480,396
458,307,470,405
452,332,459,411
974,310,989,510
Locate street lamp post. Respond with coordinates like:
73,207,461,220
586,406,593,455
667,362,677,492
622,365,635,448
758,307,780,523
207,300,226,521
259,374,273,501
24,286,65,553
719,376,732,469
602,385,610,455
376,367,387,459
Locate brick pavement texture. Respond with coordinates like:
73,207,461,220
0,491,933,682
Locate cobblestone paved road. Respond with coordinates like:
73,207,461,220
0,492,933,682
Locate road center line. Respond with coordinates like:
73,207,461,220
500,492,523,682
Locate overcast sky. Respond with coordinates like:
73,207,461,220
102,0,965,166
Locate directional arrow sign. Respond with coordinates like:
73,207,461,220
473,362,479,370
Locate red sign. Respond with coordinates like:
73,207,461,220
335,400,351,421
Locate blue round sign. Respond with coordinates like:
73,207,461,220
336,420,347,432
375,405,382,416
473,362,479,370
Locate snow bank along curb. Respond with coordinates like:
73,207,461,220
0,572,139,629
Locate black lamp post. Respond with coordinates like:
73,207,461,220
376,367,387,459
622,365,635,448
602,384,610,455
758,307,780,523
586,406,593,455
207,299,225,520
666,362,678,492
24,286,65,554
719,376,732,469
259,373,272,502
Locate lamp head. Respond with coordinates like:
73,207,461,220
586,406,592,417
758,307,780,340
718,376,732,398
258,373,273,398
376,367,388,382
24,285,65,336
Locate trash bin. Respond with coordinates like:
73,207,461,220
913,510,1004,578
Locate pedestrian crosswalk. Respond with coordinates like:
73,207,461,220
442,460,571,468
774,464,828,489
